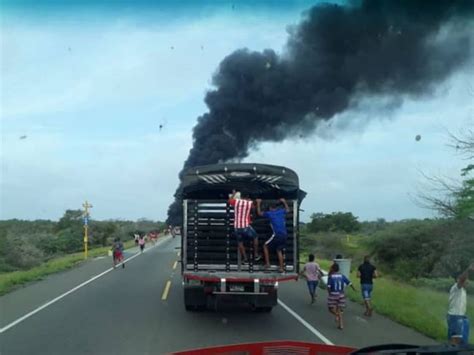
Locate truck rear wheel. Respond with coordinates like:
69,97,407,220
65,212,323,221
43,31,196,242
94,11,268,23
184,284,206,311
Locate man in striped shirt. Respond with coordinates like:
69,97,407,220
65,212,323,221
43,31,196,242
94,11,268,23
229,190,261,264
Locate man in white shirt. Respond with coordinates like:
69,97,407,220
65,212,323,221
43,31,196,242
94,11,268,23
447,263,473,345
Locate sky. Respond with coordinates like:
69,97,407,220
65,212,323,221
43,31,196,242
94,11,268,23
1,0,473,222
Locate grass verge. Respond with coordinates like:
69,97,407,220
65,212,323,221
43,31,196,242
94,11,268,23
0,240,136,296
300,253,473,342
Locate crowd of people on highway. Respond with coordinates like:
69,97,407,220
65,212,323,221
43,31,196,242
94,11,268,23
108,188,472,345
111,229,169,268
229,189,472,342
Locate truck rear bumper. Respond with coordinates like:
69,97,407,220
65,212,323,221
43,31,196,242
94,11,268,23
183,272,297,283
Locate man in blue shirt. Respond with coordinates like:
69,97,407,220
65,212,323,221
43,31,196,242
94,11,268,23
256,198,289,273
327,263,356,329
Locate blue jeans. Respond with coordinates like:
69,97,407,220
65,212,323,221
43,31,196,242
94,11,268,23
447,314,470,344
234,226,257,242
361,283,373,300
307,280,319,297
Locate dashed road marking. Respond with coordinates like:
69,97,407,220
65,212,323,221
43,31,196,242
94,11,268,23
161,280,172,300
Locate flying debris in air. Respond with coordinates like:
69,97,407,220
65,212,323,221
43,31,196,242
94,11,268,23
159,118,168,132
415,134,421,141
170,46,174,50
265,62,271,69
201,45,204,50
19,135,27,140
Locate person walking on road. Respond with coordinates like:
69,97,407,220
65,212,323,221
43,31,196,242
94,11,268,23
256,198,289,273
112,237,125,269
138,235,146,253
357,255,378,317
229,190,261,265
301,254,323,304
447,263,473,345
327,263,356,330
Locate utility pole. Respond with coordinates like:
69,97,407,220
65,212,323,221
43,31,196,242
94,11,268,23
83,201,93,259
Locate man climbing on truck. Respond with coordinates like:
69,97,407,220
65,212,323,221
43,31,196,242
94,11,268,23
228,190,261,264
256,198,289,273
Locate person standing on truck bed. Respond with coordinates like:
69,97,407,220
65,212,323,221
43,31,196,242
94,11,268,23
256,198,289,273
228,190,261,264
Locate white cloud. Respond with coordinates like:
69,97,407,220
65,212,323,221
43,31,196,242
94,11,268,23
1,14,289,119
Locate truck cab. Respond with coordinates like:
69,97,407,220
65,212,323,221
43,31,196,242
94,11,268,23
180,163,305,312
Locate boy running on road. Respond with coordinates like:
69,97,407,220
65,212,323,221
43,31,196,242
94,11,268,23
301,254,323,304
112,238,125,269
138,235,146,253
256,198,289,273
327,263,356,329
357,255,378,316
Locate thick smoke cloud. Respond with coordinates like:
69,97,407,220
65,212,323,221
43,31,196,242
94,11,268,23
167,0,474,225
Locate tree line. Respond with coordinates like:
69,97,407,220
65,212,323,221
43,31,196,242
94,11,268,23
0,210,165,272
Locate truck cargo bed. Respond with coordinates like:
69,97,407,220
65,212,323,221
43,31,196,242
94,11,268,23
183,199,298,274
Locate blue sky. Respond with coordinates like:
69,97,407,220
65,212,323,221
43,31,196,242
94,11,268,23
1,1,472,221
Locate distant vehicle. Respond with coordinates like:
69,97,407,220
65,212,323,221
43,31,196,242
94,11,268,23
173,226,181,236
180,163,305,312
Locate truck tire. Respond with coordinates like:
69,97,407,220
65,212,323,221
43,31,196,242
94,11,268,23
184,284,206,311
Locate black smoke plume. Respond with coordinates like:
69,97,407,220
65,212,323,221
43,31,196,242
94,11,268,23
167,0,474,225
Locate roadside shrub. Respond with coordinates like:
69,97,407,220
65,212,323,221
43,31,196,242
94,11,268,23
370,219,473,279
4,234,45,269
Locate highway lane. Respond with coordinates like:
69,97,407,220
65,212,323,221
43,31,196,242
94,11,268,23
0,237,436,354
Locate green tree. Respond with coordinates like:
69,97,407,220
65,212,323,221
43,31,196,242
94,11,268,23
455,164,474,219
308,212,360,233
417,129,473,220
56,210,83,231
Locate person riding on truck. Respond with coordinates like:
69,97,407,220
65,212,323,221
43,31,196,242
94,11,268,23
228,190,261,264
256,198,289,273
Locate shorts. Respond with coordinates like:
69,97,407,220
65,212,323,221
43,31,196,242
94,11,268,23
265,234,287,251
447,314,470,344
327,293,346,309
140,244,145,250
361,283,373,300
234,226,257,242
307,280,319,295
113,250,123,261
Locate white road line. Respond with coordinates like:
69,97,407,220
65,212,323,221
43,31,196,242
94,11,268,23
0,236,171,334
278,299,333,345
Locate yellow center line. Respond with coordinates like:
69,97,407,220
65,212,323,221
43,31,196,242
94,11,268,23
172,261,178,270
177,251,181,257
161,280,172,301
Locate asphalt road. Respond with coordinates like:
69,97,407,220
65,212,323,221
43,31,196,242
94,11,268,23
0,236,437,355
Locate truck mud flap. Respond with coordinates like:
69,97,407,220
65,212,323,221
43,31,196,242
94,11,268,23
184,285,206,310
